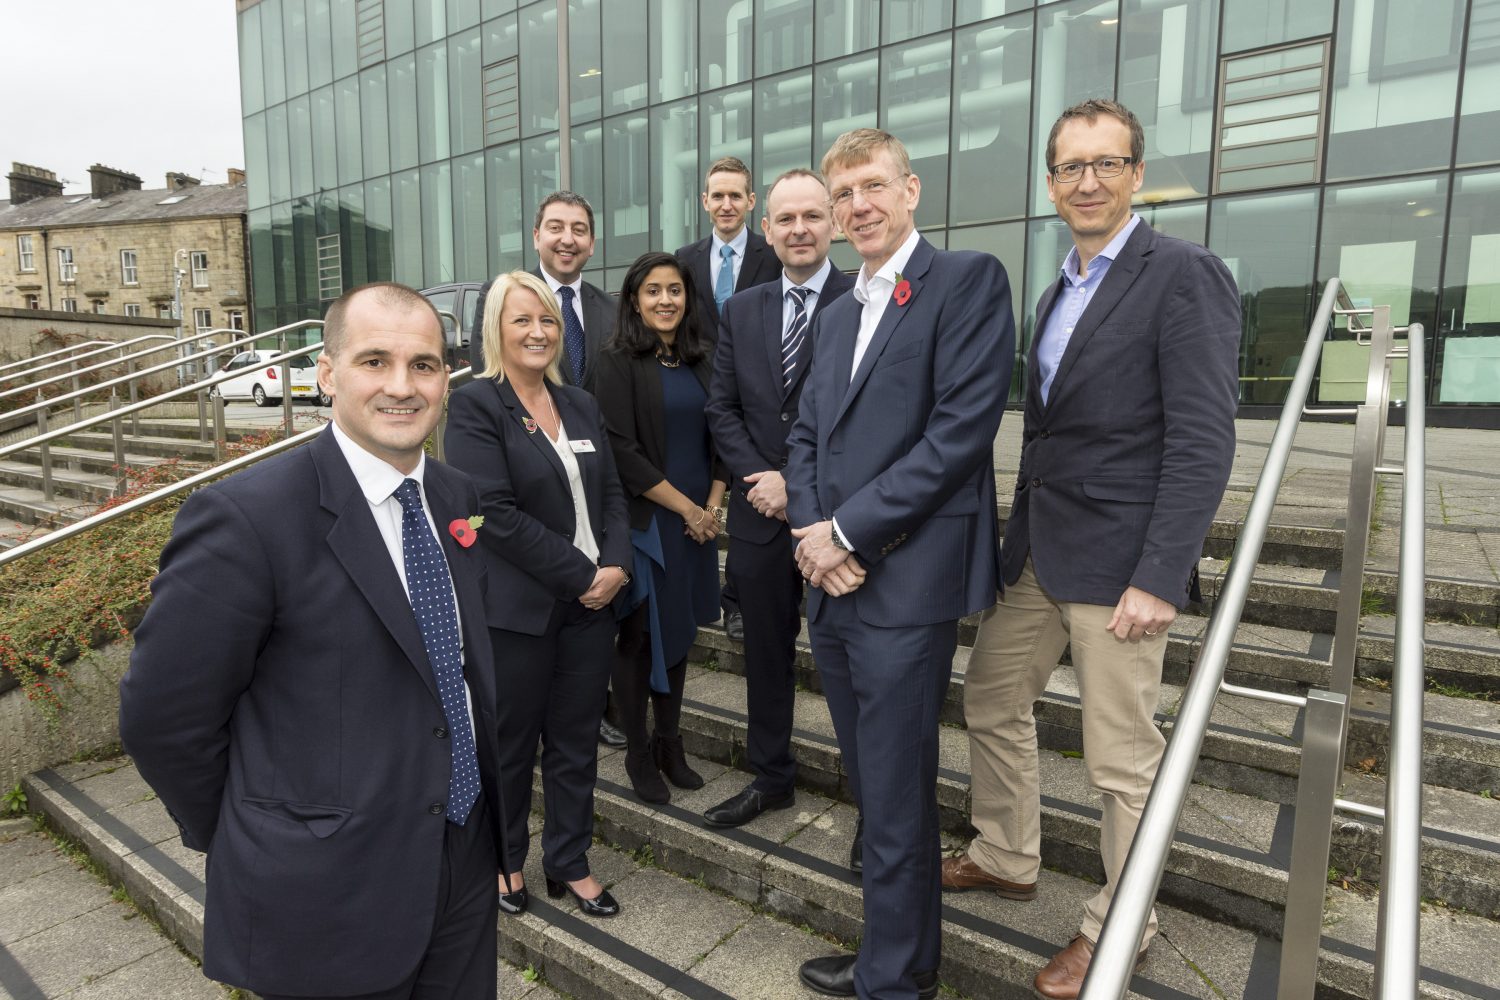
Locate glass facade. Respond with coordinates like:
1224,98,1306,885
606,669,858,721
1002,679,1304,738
239,0,1500,411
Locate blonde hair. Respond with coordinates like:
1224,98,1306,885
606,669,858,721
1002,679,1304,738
479,271,565,384
820,128,913,180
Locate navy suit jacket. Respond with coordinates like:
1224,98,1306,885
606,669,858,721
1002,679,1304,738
1001,220,1240,608
443,376,631,633
706,266,855,544
785,237,1015,627
118,428,505,997
676,230,781,336
470,269,615,389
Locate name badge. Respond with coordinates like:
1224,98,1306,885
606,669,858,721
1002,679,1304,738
570,439,597,454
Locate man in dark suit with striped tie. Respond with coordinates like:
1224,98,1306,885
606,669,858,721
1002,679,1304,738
704,168,855,828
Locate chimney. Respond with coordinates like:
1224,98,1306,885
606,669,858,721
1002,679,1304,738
226,167,246,186
7,162,63,205
88,163,143,198
166,171,202,191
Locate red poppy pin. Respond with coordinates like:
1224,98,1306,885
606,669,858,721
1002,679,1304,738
449,515,484,547
522,416,538,434
893,274,912,306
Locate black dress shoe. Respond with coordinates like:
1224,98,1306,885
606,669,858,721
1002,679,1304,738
703,786,794,828
725,610,744,642
497,883,529,915
625,746,670,804
849,815,863,873
798,955,937,999
598,718,627,748
653,733,705,789
546,876,621,917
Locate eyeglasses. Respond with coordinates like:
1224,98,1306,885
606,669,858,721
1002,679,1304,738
1049,156,1137,183
829,174,909,209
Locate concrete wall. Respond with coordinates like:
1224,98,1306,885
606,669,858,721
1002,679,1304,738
0,308,176,365
0,640,131,792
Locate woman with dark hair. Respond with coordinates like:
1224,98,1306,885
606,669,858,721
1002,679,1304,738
594,252,727,804
444,270,630,918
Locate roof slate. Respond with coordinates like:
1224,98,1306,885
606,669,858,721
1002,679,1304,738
0,183,247,230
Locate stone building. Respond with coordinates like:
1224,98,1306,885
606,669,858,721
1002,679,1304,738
0,163,250,337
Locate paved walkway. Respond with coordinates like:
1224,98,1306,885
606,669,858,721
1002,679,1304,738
0,816,224,1000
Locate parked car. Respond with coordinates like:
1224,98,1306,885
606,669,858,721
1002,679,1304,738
419,281,485,372
212,350,326,406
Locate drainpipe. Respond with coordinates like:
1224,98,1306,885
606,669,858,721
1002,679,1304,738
41,228,54,310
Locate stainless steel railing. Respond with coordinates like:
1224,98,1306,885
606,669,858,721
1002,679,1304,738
0,333,200,396
0,327,247,407
1081,281,1427,999
0,363,476,571
0,339,114,382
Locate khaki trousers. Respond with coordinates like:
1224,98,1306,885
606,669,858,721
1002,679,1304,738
964,559,1166,946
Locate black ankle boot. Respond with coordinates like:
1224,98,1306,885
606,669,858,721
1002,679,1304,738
653,733,705,790
625,744,670,804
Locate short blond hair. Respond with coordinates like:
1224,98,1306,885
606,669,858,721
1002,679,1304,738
820,128,913,180
478,271,565,384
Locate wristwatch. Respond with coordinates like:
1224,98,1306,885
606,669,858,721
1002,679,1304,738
608,565,631,586
830,522,851,552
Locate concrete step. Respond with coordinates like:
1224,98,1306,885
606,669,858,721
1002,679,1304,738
0,458,120,504
0,514,40,550
55,432,219,462
26,756,1499,1000
3,443,175,478
0,485,100,527
694,621,1500,798
573,746,1499,1000
674,663,1500,926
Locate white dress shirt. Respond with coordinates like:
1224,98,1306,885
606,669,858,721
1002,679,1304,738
544,419,601,563
849,228,922,379
328,421,475,727
711,225,750,291
541,269,587,330
780,258,834,332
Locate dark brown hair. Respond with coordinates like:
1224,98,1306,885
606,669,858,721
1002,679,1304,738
1045,99,1145,169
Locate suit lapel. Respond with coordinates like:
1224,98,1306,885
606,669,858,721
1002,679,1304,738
496,378,569,493
835,237,933,428
738,234,771,291
1030,275,1066,404
314,430,439,703
1044,223,1154,409
757,282,790,401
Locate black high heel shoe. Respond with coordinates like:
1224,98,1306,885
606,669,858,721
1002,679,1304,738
498,875,529,915
545,876,621,917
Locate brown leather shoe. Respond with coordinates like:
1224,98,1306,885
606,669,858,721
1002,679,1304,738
1032,936,1147,999
939,854,1037,899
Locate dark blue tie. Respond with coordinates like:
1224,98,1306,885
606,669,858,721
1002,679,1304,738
393,478,481,825
782,286,812,390
557,285,587,386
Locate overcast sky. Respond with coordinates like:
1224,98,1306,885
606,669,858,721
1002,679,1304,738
0,1,245,196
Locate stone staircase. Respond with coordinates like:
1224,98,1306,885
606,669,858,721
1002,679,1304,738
17,419,1500,999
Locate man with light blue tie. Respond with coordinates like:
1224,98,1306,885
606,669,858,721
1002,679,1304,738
677,156,782,641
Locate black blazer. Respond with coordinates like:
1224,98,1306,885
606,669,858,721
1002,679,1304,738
444,377,631,634
706,267,856,544
1001,220,1240,608
119,428,504,997
470,269,616,390
594,346,725,531
676,229,781,335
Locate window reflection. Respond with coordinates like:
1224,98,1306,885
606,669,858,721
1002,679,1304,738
449,28,484,155
951,14,1032,225
701,0,753,90
816,0,879,60
605,115,651,266
453,153,488,282
651,0,698,103
947,222,1026,396
486,144,525,273
570,0,604,123
756,0,813,76
603,0,648,113
1437,169,1500,403
652,99,700,252
421,162,455,285
1457,0,1500,167
1221,0,1332,54
700,86,754,190
756,72,813,197
1031,0,1119,215
881,35,952,229
884,0,953,44
816,55,878,153
1120,0,1217,202
520,4,558,135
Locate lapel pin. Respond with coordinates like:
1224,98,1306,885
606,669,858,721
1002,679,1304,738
522,416,538,434
448,515,484,548
893,275,912,306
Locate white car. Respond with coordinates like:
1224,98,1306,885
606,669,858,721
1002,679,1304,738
213,350,326,406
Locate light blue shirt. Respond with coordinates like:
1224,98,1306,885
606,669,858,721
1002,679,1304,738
711,226,749,291
1036,214,1141,404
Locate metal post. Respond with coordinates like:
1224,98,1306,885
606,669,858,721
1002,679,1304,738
280,349,294,437
198,388,210,443
1375,324,1426,998
36,404,53,502
127,356,141,436
1277,690,1349,999
110,395,127,496
556,0,572,190
70,360,82,423
213,391,227,463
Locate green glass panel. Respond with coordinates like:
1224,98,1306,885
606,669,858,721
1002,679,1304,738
335,76,363,187
880,35,951,229
262,0,287,106
288,95,314,198
1219,138,1318,171
250,207,276,310
364,176,394,282
883,0,952,44
416,42,450,164
1120,0,1217,202
701,0,752,90
602,0,647,113
605,114,651,266
284,0,311,97
755,71,813,198
756,0,813,76
308,0,334,88
389,54,420,171
415,0,446,45
571,123,606,256
1217,161,1321,192
452,154,488,283
482,12,518,63
487,143,526,273
361,65,392,177
1221,0,1332,54
1031,0,1119,215
385,0,415,56
449,0,481,30
311,86,338,192
1224,67,1322,103
271,201,296,314
331,0,359,81
391,169,425,285
650,0,698,103
570,0,603,123
700,85,753,192
266,104,293,206
1135,200,1206,245
956,0,1032,25
482,0,516,15
1222,91,1320,126
449,28,483,156
1436,168,1500,402
1457,0,1500,168
815,54,878,153
651,99,699,253
338,183,369,288
950,13,1031,224
239,6,266,116
522,137,562,269
521,3,559,135
245,112,271,210
816,0,879,59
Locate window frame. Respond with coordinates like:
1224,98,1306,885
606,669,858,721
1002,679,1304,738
190,250,210,288
124,303,143,318
120,249,139,285
193,307,214,333
57,247,77,283
17,235,35,272
61,297,78,312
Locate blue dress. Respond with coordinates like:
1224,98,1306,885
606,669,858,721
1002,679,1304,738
625,363,720,692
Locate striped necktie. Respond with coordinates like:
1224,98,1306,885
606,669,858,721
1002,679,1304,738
782,286,812,390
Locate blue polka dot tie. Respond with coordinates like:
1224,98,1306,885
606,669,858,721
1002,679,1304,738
394,479,481,825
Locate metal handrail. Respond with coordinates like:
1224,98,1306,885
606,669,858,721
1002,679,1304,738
0,325,317,433
0,340,114,381
1376,323,1425,997
0,362,478,571
1081,279,1425,999
0,328,237,403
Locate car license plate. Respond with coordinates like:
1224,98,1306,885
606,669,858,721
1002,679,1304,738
292,385,312,394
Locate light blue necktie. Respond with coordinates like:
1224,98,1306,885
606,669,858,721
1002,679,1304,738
715,243,736,314
393,478,481,825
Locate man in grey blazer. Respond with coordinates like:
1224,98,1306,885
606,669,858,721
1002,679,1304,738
471,191,615,390
944,99,1241,999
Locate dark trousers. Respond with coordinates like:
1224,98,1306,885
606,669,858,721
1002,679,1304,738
258,799,498,1000
491,601,614,882
612,602,689,747
727,526,802,795
809,595,956,1000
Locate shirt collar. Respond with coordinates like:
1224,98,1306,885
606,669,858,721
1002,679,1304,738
1061,213,1140,284
782,258,833,299
853,228,921,304
540,269,583,297
329,420,427,507
712,226,749,258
